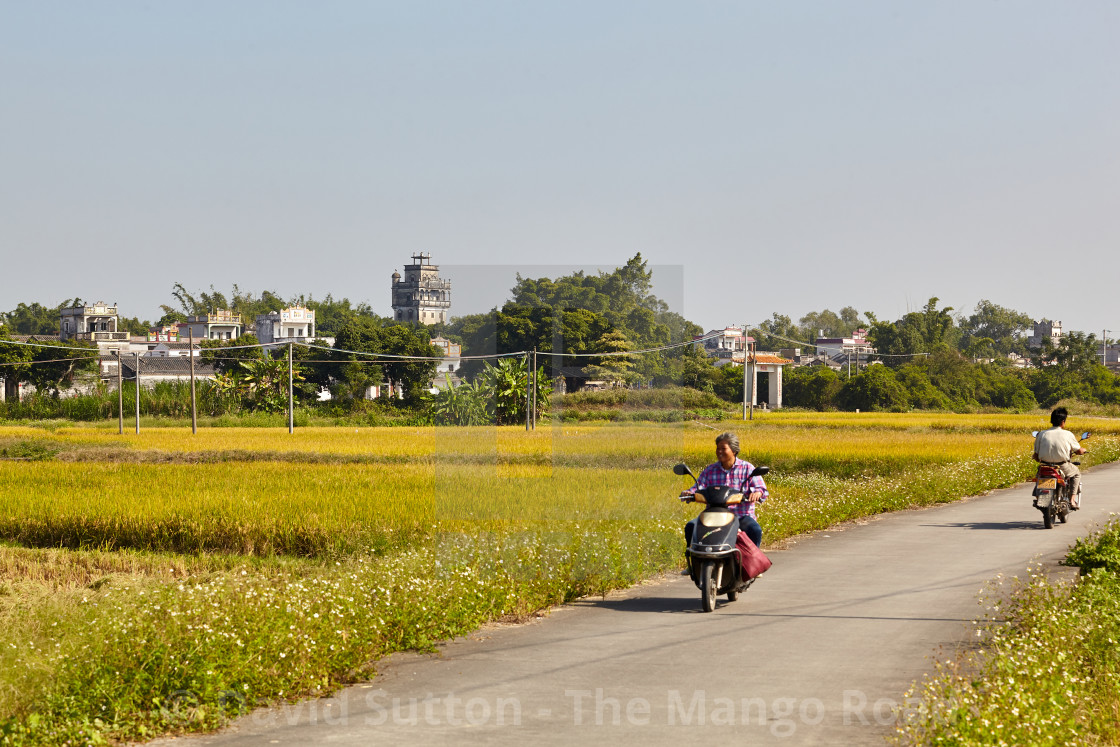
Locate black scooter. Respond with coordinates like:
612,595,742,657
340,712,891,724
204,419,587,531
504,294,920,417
674,462,769,612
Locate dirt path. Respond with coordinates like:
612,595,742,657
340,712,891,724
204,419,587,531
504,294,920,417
155,463,1120,746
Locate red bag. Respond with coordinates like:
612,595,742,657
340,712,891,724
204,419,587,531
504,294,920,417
736,530,772,579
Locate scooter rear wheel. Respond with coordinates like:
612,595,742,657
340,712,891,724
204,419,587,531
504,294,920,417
700,562,717,613
1043,507,1054,529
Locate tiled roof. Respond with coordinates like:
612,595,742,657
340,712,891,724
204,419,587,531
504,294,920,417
9,334,63,343
752,354,793,365
118,357,216,377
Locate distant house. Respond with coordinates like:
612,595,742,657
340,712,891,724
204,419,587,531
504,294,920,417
178,310,243,341
1103,343,1120,373
430,336,461,374
255,307,316,345
59,301,130,354
148,342,198,358
146,326,179,343
695,326,752,363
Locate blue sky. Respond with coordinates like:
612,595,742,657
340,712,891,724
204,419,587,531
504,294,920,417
2,2,1117,337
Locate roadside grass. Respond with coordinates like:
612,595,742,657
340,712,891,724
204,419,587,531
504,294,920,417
893,519,1120,745
0,417,1116,744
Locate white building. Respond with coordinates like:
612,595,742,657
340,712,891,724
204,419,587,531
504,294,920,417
430,336,462,375
256,307,316,344
59,301,129,352
696,326,753,363
178,310,243,341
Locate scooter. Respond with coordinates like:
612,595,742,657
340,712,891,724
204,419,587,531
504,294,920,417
674,462,769,612
1031,431,1090,530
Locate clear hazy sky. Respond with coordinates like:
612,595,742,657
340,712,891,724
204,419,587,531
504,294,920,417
3,2,1117,337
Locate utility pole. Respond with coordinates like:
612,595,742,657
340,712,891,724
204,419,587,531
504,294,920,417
531,350,538,430
134,351,141,434
288,341,294,435
742,325,749,420
749,337,756,421
116,350,123,435
189,329,197,434
1103,330,1112,366
524,352,531,431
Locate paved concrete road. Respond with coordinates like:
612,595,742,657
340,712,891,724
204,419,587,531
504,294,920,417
161,463,1120,746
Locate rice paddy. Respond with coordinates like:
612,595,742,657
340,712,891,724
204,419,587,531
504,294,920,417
0,412,1116,744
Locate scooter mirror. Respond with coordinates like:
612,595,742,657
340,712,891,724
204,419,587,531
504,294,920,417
673,463,694,477
1081,431,1091,440
750,466,770,478
1031,431,1039,438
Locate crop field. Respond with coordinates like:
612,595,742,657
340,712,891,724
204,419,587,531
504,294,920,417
0,413,1118,744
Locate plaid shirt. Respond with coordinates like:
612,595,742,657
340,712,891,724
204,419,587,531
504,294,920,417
683,458,768,519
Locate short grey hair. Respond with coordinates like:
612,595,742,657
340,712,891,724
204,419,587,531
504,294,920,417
715,432,740,455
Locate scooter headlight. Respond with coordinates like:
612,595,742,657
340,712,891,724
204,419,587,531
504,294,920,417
699,512,735,528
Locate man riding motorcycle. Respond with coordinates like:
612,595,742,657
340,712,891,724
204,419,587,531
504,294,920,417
681,431,768,547
1033,406,1087,509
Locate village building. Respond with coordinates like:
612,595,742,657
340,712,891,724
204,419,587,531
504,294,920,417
177,310,243,341
814,332,875,371
392,253,451,325
147,326,179,343
114,355,216,386
430,336,461,375
1103,342,1120,373
695,326,751,364
58,301,130,353
1028,320,1062,349
255,307,316,345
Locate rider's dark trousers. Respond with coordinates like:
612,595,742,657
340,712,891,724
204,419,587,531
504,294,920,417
684,515,762,548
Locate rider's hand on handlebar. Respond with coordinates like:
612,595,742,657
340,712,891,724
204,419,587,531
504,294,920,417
747,491,763,503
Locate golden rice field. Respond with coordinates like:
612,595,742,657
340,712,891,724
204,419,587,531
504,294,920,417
1,413,1118,745
1,413,1117,557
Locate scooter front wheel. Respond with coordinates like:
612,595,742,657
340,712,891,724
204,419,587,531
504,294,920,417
700,562,717,612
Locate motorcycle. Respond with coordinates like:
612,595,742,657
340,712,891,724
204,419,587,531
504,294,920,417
674,462,769,613
1031,431,1090,530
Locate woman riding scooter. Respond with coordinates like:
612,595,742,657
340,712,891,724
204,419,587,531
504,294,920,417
681,431,768,548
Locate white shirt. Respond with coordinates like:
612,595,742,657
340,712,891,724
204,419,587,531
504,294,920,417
1034,426,1081,464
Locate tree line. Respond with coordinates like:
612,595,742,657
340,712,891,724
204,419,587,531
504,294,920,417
3,268,1119,416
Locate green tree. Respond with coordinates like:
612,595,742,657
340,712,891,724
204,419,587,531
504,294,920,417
958,300,1033,357
199,335,265,375
867,298,958,367
783,366,842,410
799,307,866,341
1028,331,1104,406
837,365,909,412
0,328,34,400
25,339,98,396
377,325,441,404
2,300,81,336
753,313,802,350
894,364,952,410
584,330,638,387
329,318,387,404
